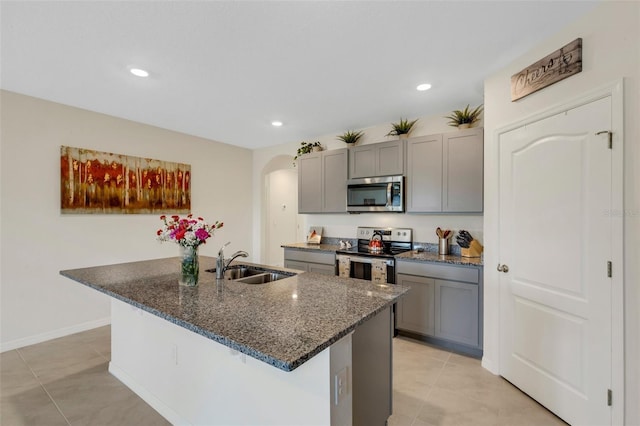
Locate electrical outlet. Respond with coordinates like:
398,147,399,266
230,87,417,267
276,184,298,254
334,367,348,405
229,348,246,364
172,344,178,365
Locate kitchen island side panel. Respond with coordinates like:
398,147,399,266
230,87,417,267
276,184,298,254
110,298,337,426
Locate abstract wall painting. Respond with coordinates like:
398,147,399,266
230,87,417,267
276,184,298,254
60,146,191,214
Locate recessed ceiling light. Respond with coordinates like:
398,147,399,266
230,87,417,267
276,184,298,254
271,121,283,127
130,68,149,78
416,83,432,91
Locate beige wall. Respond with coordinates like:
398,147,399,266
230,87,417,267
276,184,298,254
483,2,639,423
251,114,485,263
0,91,253,350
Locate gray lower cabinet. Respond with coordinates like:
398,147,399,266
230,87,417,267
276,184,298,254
396,274,435,336
406,127,483,213
396,260,483,355
298,148,348,213
283,248,336,275
434,279,479,347
307,263,336,275
349,140,404,178
283,259,310,271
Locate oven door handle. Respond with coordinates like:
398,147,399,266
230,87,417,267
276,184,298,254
349,257,394,266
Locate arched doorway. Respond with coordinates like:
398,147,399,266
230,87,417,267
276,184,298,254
261,156,299,267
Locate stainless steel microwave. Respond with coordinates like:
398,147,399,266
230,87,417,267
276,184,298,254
346,176,404,213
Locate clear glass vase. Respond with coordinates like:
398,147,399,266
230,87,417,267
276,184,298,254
179,245,199,287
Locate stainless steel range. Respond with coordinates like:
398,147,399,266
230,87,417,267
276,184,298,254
335,227,412,284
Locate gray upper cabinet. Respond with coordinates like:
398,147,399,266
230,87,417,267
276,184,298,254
349,140,404,178
322,149,349,212
298,148,348,213
406,134,443,212
406,128,483,213
443,128,484,212
298,152,323,213
349,144,376,178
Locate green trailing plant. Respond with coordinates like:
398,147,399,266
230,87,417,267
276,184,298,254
387,118,418,136
337,130,364,145
293,141,322,165
444,104,483,127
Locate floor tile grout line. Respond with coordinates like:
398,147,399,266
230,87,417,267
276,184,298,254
93,346,110,362
16,348,72,426
14,348,38,380
409,350,450,425
392,341,425,425
7,328,559,426
433,352,531,419
390,343,452,426
38,382,73,426
408,399,425,426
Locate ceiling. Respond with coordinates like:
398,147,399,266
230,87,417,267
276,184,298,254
1,1,598,150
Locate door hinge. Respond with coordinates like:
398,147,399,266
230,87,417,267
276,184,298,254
607,389,612,406
596,130,613,149
607,261,612,278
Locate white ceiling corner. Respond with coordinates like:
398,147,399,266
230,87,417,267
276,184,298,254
0,1,599,149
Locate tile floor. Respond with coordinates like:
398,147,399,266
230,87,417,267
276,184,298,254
389,337,566,426
1,326,564,425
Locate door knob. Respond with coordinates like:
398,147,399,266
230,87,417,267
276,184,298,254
497,264,509,273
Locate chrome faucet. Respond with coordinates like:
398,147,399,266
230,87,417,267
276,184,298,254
216,241,249,279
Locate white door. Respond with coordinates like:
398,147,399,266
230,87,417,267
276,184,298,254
265,169,298,267
498,96,612,425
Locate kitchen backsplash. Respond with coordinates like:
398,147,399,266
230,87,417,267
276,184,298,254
321,237,357,247
322,236,462,256
305,216,483,247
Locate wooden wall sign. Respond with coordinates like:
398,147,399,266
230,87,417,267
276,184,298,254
511,38,582,101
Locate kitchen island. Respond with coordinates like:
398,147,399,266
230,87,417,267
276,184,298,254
60,256,406,426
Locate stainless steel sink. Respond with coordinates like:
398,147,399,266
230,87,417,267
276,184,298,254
222,266,264,280
206,264,296,284
235,272,292,284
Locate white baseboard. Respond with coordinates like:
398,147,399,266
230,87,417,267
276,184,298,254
109,362,185,425
0,317,111,352
481,356,499,375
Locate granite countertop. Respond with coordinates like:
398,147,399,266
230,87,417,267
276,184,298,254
281,242,342,253
395,251,484,266
60,256,407,372
282,241,484,266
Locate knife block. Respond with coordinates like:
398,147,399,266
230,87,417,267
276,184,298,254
461,240,483,258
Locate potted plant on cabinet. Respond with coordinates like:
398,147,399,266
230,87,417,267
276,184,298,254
337,130,364,145
386,118,418,139
445,104,483,129
293,141,323,165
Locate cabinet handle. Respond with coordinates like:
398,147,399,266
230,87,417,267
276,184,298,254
497,264,509,273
